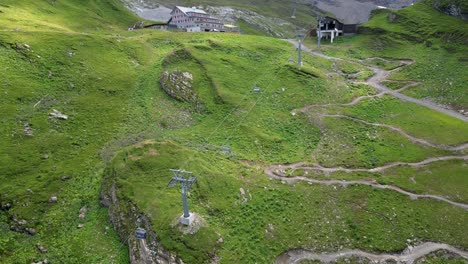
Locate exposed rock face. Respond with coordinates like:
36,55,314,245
101,182,181,264
205,6,293,38
310,0,418,24
433,0,467,20
160,70,203,111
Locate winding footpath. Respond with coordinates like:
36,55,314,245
265,155,468,211
321,114,468,151
286,39,468,122
272,41,468,262
276,242,468,264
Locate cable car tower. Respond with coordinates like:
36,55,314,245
167,169,197,225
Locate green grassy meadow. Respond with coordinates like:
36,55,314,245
305,0,468,110
0,0,467,263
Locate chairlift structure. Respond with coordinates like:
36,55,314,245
167,169,197,225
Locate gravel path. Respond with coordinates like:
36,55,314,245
271,40,468,263
286,39,468,122
265,155,468,210
321,114,468,151
276,242,468,264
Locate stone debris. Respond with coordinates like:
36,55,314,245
32,259,48,264
79,207,87,219
49,196,58,203
239,188,248,203
49,109,68,120
36,244,48,253
14,218,27,225
25,228,37,235
77,223,84,229
1,203,11,211
23,122,33,136
61,175,71,181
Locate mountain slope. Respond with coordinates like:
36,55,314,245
124,0,420,35
1,0,467,263
0,0,140,32
310,0,467,110
0,1,147,262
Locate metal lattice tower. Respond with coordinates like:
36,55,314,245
167,169,197,220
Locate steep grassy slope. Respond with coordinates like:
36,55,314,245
105,17,466,264
1,0,467,263
0,1,147,262
0,0,140,32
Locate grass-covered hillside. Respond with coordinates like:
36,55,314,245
310,0,468,110
1,0,467,263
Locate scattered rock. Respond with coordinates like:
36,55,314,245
1,203,11,211
80,207,87,214
23,122,33,136
36,244,48,253
79,207,87,219
77,223,84,229
66,51,74,57
32,259,48,264
49,109,68,120
25,228,37,235
48,196,58,203
15,44,24,50
61,175,71,181
41,154,49,160
24,44,30,49
239,188,248,203
17,219,27,225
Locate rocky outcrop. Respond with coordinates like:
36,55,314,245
160,70,203,111
432,0,467,20
205,6,294,38
101,178,181,264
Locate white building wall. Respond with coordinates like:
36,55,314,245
170,7,225,31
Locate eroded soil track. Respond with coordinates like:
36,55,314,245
265,155,468,210
287,39,468,122
273,41,468,263
276,242,468,264
321,114,468,151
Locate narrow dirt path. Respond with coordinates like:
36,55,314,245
321,114,468,151
276,242,468,264
265,155,468,210
286,39,468,122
